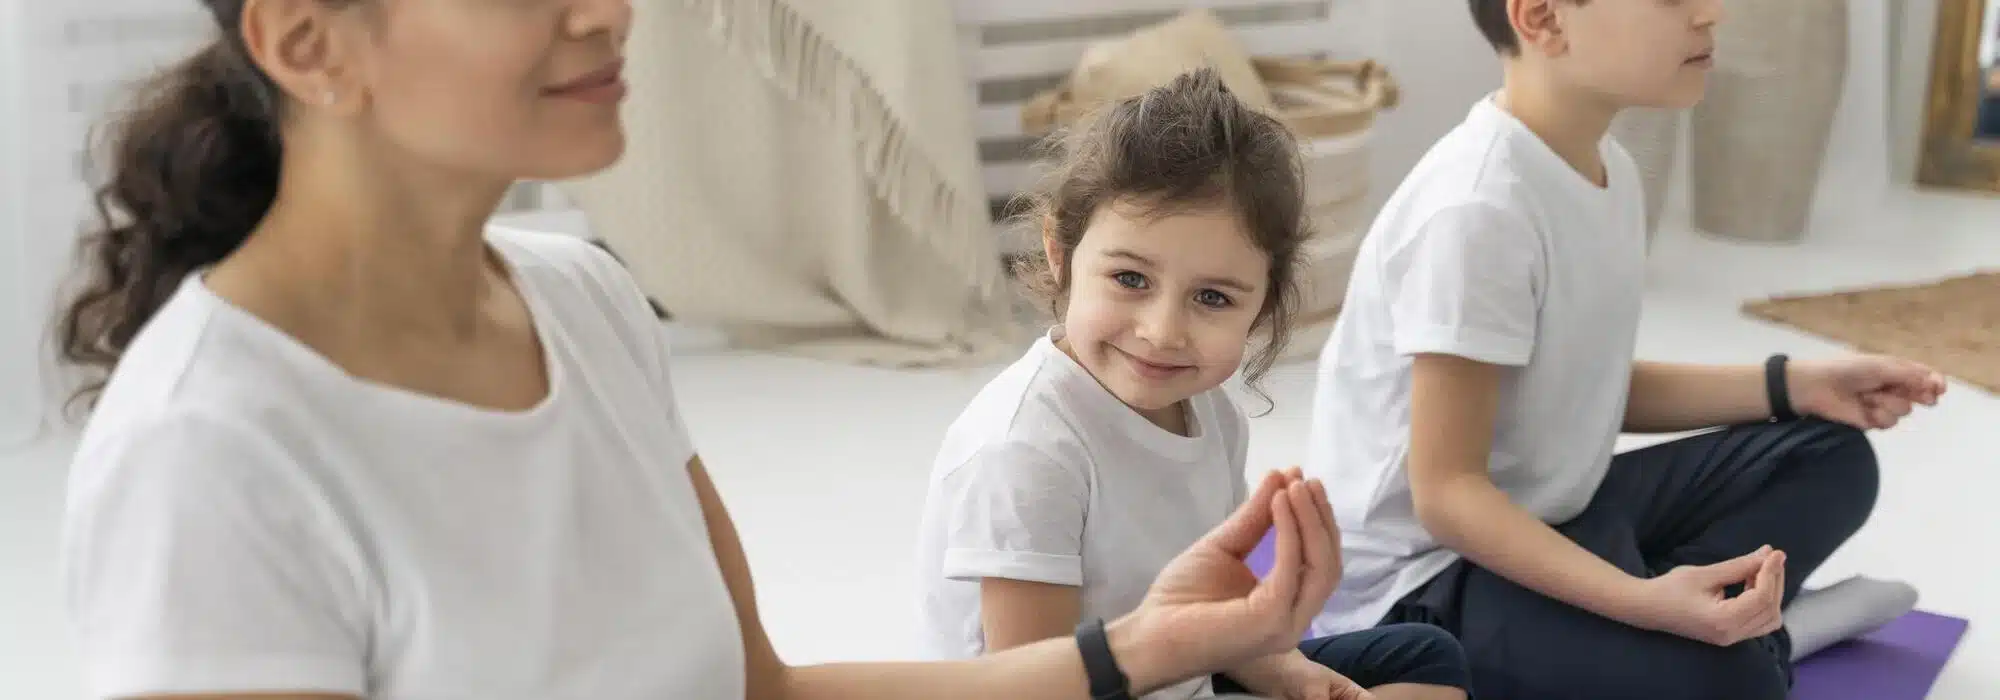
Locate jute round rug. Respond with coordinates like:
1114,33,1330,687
1741,271,2000,394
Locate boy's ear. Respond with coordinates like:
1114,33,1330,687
1511,0,1569,57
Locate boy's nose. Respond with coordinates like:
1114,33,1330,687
1693,0,1725,27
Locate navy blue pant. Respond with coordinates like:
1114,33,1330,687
1382,418,1880,700
1211,622,1471,693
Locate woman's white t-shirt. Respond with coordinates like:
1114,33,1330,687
911,332,1250,700
61,227,746,700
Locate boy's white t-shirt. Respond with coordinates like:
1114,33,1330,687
913,332,1250,700
1304,95,1649,635
61,228,746,700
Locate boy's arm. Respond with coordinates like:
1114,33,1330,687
1408,353,1649,623
1622,361,1772,433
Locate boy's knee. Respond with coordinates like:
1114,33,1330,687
1800,418,1880,519
1370,623,1470,690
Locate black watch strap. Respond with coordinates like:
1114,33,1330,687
1766,353,1798,422
1075,618,1132,700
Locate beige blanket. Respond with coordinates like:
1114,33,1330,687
563,0,1026,366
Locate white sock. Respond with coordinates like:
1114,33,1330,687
1784,576,1920,661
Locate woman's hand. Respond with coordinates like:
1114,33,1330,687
1108,469,1341,693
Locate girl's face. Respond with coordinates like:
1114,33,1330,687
1051,200,1270,416
316,0,634,181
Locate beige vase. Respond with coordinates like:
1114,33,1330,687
1689,0,1849,243
1609,107,1685,248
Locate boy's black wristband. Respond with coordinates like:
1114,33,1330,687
1766,353,1798,422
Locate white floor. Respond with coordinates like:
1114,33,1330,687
4,188,1997,698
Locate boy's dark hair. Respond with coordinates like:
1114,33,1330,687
1471,0,1589,56
1014,66,1310,399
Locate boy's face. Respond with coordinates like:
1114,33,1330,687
1547,0,1723,109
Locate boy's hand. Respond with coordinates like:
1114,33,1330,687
1790,355,1946,429
1626,546,1786,647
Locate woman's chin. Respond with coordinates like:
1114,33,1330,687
526,129,627,182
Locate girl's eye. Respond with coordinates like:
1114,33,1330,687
1195,289,1232,309
1113,271,1148,289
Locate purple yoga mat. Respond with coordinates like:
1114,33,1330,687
1246,529,1970,698
1790,610,1969,700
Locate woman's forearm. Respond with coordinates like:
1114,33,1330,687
780,615,1174,700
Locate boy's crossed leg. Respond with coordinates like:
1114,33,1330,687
1385,417,1879,700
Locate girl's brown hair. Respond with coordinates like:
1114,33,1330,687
1015,66,1312,396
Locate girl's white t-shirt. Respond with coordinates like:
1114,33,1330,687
911,332,1250,700
61,227,746,700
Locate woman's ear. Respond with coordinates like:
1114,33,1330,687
240,0,333,106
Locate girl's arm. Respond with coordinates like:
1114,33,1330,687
980,578,1083,652
688,456,1338,700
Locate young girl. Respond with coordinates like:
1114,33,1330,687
911,69,1470,700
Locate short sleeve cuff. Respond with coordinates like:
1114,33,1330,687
942,548,1083,587
1394,322,1533,366
86,653,367,700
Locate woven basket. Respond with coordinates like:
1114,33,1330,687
1023,57,1397,138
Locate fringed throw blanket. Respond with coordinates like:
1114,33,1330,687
562,0,1026,366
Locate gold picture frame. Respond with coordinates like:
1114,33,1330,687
1918,0,2000,193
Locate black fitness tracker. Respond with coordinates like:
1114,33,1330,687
1766,353,1798,422
1075,617,1133,700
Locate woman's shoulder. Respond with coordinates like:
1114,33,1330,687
486,225,651,314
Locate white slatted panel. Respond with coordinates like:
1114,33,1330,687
952,1,1366,251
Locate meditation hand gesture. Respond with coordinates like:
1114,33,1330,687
1632,545,1788,647
1789,355,1946,430
1120,469,1343,688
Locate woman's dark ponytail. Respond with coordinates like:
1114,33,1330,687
57,3,282,408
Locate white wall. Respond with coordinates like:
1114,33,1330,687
1356,3,1499,212
1,0,40,447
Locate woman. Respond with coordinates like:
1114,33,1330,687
55,1,1343,699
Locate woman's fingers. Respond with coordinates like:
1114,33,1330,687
1209,471,1285,556
1289,481,1337,633
1253,487,1304,620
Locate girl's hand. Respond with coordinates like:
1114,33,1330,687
1112,469,1341,692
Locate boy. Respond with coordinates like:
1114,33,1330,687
1303,1,1948,698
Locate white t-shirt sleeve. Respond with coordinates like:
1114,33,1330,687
64,412,369,699
1384,202,1544,366
938,442,1089,587
1224,395,1251,510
